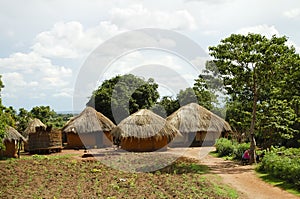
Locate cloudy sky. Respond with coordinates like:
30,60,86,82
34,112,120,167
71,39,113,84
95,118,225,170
0,0,299,112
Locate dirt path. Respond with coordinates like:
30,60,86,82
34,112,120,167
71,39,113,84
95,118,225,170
180,147,299,199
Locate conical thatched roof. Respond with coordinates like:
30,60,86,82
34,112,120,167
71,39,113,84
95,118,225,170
4,126,26,142
111,109,181,140
166,103,232,133
24,118,46,137
62,107,116,134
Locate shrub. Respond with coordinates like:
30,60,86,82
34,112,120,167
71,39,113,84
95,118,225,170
259,147,300,188
215,138,250,160
215,138,235,157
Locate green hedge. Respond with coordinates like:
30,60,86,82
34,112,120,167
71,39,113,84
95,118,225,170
258,147,300,187
215,138,250,160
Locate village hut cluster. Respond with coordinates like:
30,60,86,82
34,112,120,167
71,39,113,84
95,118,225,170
1,103,232,158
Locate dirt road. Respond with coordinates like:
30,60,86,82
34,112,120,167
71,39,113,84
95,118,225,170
181,147,299,199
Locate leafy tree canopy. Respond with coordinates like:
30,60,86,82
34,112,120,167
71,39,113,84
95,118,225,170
87,74,160,124
208,33,300,153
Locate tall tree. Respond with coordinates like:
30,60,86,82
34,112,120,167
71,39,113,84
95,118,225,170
87,74,159,124
208,33,299,163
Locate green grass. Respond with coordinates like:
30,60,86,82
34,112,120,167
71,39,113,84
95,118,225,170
21,153,78,160
256,171,300,197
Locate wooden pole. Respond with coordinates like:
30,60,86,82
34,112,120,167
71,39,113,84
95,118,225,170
17,139,21,158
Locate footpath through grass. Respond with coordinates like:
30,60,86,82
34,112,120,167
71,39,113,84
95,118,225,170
0,154,238,199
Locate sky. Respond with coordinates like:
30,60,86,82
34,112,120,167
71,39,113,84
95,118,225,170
0,0,299,113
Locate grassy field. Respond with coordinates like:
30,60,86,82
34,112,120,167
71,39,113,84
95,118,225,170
0,154,238,199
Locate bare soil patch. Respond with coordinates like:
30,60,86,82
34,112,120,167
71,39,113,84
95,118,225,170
0,148,237,199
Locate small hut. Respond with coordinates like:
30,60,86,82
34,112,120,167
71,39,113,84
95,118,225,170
110,109,181,152
166,103,232,147
24,118,47,138
62,107,116,149
0,126,26,158
25,119,62,154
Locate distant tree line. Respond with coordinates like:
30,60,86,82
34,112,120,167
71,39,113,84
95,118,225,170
0,80,72,141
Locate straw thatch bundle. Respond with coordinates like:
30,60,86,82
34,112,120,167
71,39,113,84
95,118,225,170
24,118,46,138
4,126,26,142
111,109,180,141
62,107,116,134
167,103,232,133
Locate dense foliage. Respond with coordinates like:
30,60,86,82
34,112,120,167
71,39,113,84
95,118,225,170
259,147,300,188
208,34,300,159
87,74,159,124
215,138,250,160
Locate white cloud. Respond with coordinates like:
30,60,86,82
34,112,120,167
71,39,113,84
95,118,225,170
237,24,300,53
0,52,72,100
109,5,197,30
237,24,280,38
53,88,73,98
284,8,300,18
31,21,122,59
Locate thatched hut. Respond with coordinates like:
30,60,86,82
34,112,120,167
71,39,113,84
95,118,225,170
111,109,181,152
0,126,26,158
24,118,47,138
62,107,116,149
166,103,232,147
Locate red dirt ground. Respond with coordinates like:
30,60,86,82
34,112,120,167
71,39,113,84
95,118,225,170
179,147,299,199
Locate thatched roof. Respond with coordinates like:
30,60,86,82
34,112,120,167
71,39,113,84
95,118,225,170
4,126,26,142
166,103,232,133
24,118,46,137
111,109,181,140
62,107,116,134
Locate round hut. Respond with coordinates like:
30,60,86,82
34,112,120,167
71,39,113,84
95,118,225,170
110,109,181,152
62,107,116,149
24,118,47,138
1,126,26,158
166,103,232,147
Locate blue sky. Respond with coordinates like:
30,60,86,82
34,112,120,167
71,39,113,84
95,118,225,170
0,0,299,112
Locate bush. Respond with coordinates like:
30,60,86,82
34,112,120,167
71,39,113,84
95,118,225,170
215,138,235,157
259,147,300,188
215,138,250,160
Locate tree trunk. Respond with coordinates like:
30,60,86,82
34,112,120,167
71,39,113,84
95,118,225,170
249,70,257,164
